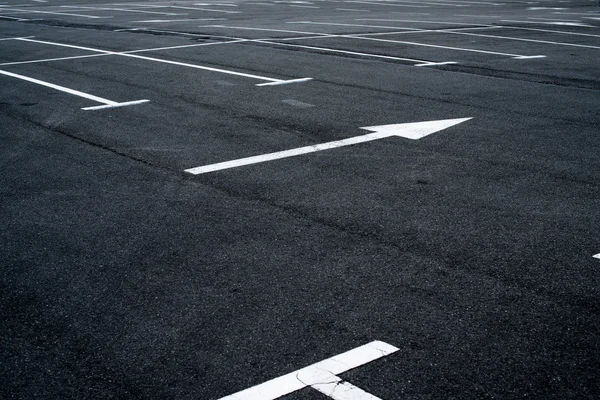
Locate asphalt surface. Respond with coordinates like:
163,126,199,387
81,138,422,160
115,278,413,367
1,0,599,399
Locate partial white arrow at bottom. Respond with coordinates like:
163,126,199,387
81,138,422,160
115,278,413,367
184,117,472,175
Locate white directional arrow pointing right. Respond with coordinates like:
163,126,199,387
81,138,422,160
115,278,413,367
185,117,472,175
361,117,473,140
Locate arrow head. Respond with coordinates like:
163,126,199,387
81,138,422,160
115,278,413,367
361,117,472,140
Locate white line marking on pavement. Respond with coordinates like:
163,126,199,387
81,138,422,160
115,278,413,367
347,35,543,59
217,341,399,400
131,18,226,23
0,15,29,21
60,5,186,16
81,100,150,110
594,254,600,260
185,118,471,174
0,69,149,110
0,36,33,40
17,38,312,86
2,8,110,18
256,77,314,86
254,39,437,65
171,5,241,13
502,19,594,27
204,24,333,35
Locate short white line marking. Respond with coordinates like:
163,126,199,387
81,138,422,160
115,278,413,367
0,36,33,40
336,8,370,11
502,19,594,27
131,18,226,23
185,118,471,174
0,53,109,66
205,24,332,35
345,0,430,8
0,69,148,110
256,77,313,86
60,5,186,16
216,341,398,400
415,61,458,66
290,4,320,8
0,15,29,21
171,5,241,13
2,8,110,18
594,253,600,260
81,99,150,110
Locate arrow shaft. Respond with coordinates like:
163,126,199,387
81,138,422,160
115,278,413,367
184,131,392,175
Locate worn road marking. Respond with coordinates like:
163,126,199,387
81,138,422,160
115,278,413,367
217,341,399,400
594,254,600,260
282,99,315,108
0,69,149,110
185,118,471,174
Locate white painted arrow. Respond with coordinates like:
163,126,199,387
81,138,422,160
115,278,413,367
184,117,472,175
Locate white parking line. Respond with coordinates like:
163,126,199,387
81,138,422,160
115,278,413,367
289,21,545,58
132,18,227,23
502,19,594,27
169,5,241,13
254,39,451,65
347,34,543,59
185,118,471,174
344,1,430,8
16,38,312,86
216,341,398,400
0,36,33,40
0,69,149,110
59,5,187,16
0,8,111,18
203,24,334,36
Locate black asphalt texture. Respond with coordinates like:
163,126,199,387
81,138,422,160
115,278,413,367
1,0,599,399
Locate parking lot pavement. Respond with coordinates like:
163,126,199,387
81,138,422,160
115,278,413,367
1,0,599,399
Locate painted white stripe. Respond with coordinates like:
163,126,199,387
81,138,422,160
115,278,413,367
594,254,600,260
255,77,313,86
17,38,311,85
415,61,458,66
205,24,332,35
131,18,226,23
0,15,28,21
217,341,398,400
344,1,430,8
0,36,33,40
290,20,421,30
2,8,110,18
254,39,434,64
356,18,491,25
347,35,539,59
185,118,471,174
60,5,186,15
502,19,594,27
171,5,241,13
0,69,148,110
81,99,150,110
444,29,600,50
0,53,109,66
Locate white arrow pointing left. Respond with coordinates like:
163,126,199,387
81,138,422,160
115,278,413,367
184,117,472,175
